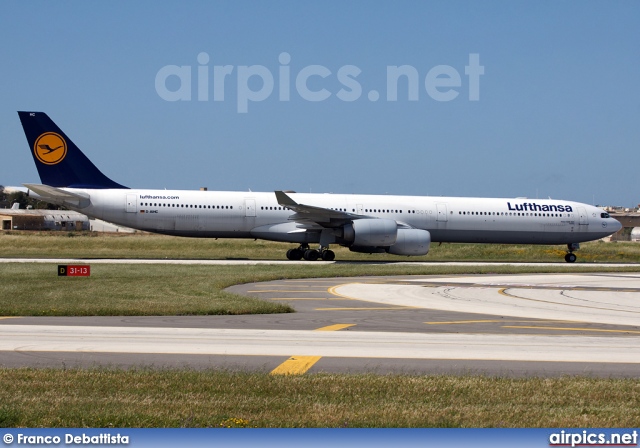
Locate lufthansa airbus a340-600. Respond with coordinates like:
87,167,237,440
17,111,621,262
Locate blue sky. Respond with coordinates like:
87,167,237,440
1,1,638,206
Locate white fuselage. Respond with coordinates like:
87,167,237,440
60,188,619,246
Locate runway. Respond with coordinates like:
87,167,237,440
1,258,640,377
2,325,638,362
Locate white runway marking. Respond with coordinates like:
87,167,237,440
1,325,639,363
335,273,640,327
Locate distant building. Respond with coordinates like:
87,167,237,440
1,204,136,233
0,207,89,231
609,210,640,242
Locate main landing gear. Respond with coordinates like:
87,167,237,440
286,244,335,261
564,243,579,263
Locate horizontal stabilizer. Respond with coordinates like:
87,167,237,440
24,183,90,207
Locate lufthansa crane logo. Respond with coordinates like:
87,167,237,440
34,132,67,165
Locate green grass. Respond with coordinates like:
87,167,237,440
0,369,638,427
1,233,639,428
0,264,293,316
1,231,640,262
2,262,640,316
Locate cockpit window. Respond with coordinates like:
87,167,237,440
600,212,610,218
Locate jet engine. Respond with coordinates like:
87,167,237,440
386,228,431,255
342,219,430,256
342,219,397,246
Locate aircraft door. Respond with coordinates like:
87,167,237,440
125,194,137,213
577,207,588,225
245,199,256,217
436,203,448,222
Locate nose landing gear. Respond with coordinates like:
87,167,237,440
565,243,579,263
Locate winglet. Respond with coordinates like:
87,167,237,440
275,190,298,207
275,190,357,227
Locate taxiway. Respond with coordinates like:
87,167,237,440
1,259,639,377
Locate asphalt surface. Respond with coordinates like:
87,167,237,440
1,259,640,377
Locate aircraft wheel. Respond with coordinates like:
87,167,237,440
287,248,303,260
303,249,319,261
321,250,335,261
564,253,577,263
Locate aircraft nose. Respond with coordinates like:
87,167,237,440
611,218,623,233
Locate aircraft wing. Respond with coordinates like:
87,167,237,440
275,190,360,228
24,183,90,207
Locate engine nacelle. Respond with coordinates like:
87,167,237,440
348,246,387,254
343,219,397,247
386,228,431,256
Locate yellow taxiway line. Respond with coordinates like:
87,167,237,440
269,356,322,375
270,323,355,375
